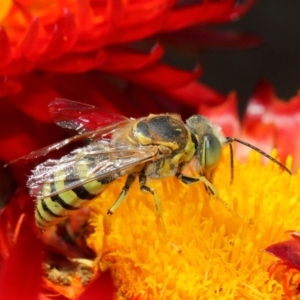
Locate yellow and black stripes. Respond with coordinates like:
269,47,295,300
35,160,107,229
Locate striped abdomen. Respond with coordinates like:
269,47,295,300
35,160,119,230
35,174,107,230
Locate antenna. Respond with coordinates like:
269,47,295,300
225,137,292,181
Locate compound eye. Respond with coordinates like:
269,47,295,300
201,134,222,169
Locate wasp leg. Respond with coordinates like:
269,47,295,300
103,174,136,235
139,174,181,253
176,172,217,197
176,172,238,217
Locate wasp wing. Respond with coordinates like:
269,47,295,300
6,119,133,166
27,141,159,199
49,98,130,133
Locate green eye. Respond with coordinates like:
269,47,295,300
201,134,222,169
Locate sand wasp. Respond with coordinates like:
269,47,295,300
8,99,291,231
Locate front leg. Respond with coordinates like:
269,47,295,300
176,172,239,217
176,172,217,197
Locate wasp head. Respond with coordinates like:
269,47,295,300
186,115,226,173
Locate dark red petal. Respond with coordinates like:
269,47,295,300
55,9,78,52
0,189,33,262
77,271,114,300
0,76,22,97
115,63,202,89
165,1,235,31
0,27,12,67
265,240,300,271
99,44,164,72
0,224,44,300
8,73,60,122
37,23,69,62
217,0,256,22
0,55,34,76
0,100,63,165
0,101,42,161
164,81,225,107
44,73,134,116
129,86,177,116
38,50,107,73
158,27,262,49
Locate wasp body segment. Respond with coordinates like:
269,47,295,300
34,149,121,229
13,99,290,231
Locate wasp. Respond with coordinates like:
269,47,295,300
9,99,291,231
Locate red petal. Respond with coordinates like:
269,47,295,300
238,123,275,162
37,23,68,62
0,190,32,262
77,271,114,300
0,27,12,67
165,81,225,107
217,0,256,22
115,63,202,89
45,73,134,116
244,81,300,169
269,94,300,171
244,81,274,124
0,224,44,300
266,240,300,271
14,17,49,61
240,81,276,160
72,0,94,34
104,0,170,43
129,86,175,116
0,55,34,76
99,43,164,72
55,9,78,52
0,76,22,97
158,27,262,49
8,73,59,122
38,50,107,73
165,1,235,31
0,100,63,164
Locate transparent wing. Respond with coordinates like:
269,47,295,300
49,98,130,133
27,140,158,199
6,119,133,166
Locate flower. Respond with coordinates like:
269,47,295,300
0,0,255,76
84,148,298,299
0,0,256,165
1,0,300,299
266,231,300,299
1,144,298,299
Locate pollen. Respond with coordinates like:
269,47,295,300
86,148,300,299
